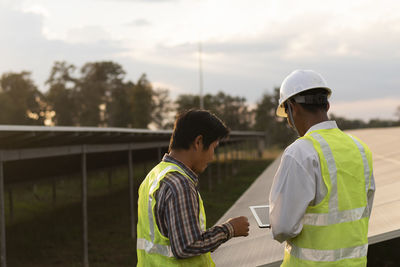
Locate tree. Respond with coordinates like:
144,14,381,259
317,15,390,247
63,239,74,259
129,74,154,128
396,106,400,122
254,92,276,131
213,92,252,131
253,88,296,147
107,81,132,127
77,61,126,126
175,91,253,130
151,88,174,129
46,61,78,126
0,71,46,125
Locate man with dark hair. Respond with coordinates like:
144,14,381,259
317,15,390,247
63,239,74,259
137,109,250,267
269,70,375,266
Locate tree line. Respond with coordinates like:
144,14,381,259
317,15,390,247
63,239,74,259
0,60,399,147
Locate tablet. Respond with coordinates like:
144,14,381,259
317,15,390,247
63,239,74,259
249,205,270,228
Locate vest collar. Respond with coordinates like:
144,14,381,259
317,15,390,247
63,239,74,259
162,154,199,186
305,120,338,135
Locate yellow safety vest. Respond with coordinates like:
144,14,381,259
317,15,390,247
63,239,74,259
282,128,373,267
136,161,215,267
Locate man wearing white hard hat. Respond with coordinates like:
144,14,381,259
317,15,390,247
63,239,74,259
269,70,375,266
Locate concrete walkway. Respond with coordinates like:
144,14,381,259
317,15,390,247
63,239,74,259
211,155,283,267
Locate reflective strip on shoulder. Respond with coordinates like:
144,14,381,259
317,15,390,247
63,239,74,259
348,135,371,194
149,165,183,241
199,209,205,230
137,238,174,258
302,206,368,226
286,242,368,262
309,132,338,211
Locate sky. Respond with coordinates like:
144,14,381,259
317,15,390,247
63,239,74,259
0,0,399,121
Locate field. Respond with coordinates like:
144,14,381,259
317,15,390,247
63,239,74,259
4,155,273,267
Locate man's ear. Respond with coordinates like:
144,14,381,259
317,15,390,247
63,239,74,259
193,135,203,151
326,102,330,112
291,101,301,115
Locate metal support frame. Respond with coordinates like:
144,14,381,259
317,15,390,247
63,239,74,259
128,148,136,239
224,145,228,180
230,145,235,176
0,127,265,267
216,148,221,184
207,165,212,191
108,169,112,193
0,151,6,267
52,177,56,206
157,147,162,161
257,137,265,159
81,146,89,267
7,190,12,222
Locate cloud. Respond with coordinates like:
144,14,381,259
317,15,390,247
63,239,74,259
0,5,125,87
66,26,112,44
143,11,400,105
126,19,152,27
102,0,177,2
330,97,400,121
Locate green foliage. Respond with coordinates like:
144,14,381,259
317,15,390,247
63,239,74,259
107,81,132,127
0,71,46,125
78,61,126,126
330,114,400,130
1,60,399,138
45,61,160,129
129,74,154,128
175,91,253,130
151,88,174,129
46,61,78,126
253,88,296,147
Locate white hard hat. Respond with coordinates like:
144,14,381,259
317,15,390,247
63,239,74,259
276,70,332,117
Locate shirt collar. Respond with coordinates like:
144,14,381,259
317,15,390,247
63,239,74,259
305,120,338,135
162,154,199,186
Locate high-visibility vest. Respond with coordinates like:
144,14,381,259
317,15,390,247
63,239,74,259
136,161,215,267
282,128,373,267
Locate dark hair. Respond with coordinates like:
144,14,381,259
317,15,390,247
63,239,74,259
291,88,329,114
169,109,230,151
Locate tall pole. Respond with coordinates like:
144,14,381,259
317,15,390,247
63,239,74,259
198,41,204,109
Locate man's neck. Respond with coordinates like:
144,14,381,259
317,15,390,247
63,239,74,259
169,150,194,171
300,113,329,136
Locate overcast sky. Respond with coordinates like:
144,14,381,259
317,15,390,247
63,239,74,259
1,0,399,121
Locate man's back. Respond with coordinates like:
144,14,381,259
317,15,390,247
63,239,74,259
270,121,375,266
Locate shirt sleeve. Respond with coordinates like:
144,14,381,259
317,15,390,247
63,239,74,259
269,151,317,243
161,173,233,259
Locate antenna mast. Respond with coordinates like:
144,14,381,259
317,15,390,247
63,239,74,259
198,41,204,109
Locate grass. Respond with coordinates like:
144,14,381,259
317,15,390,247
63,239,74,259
3,155,274,267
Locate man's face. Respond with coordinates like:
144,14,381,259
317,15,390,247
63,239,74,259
193,140,219,174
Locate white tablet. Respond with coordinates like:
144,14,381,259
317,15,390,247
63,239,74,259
249,205,270,228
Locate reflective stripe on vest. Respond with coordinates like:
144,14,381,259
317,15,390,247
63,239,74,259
286,242,368,262
148,165,182,244
286,130,371,264
138,164,207,258
137,237,174,257
299,132,372,227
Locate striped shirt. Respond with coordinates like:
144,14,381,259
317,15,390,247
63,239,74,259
154,154,234,259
